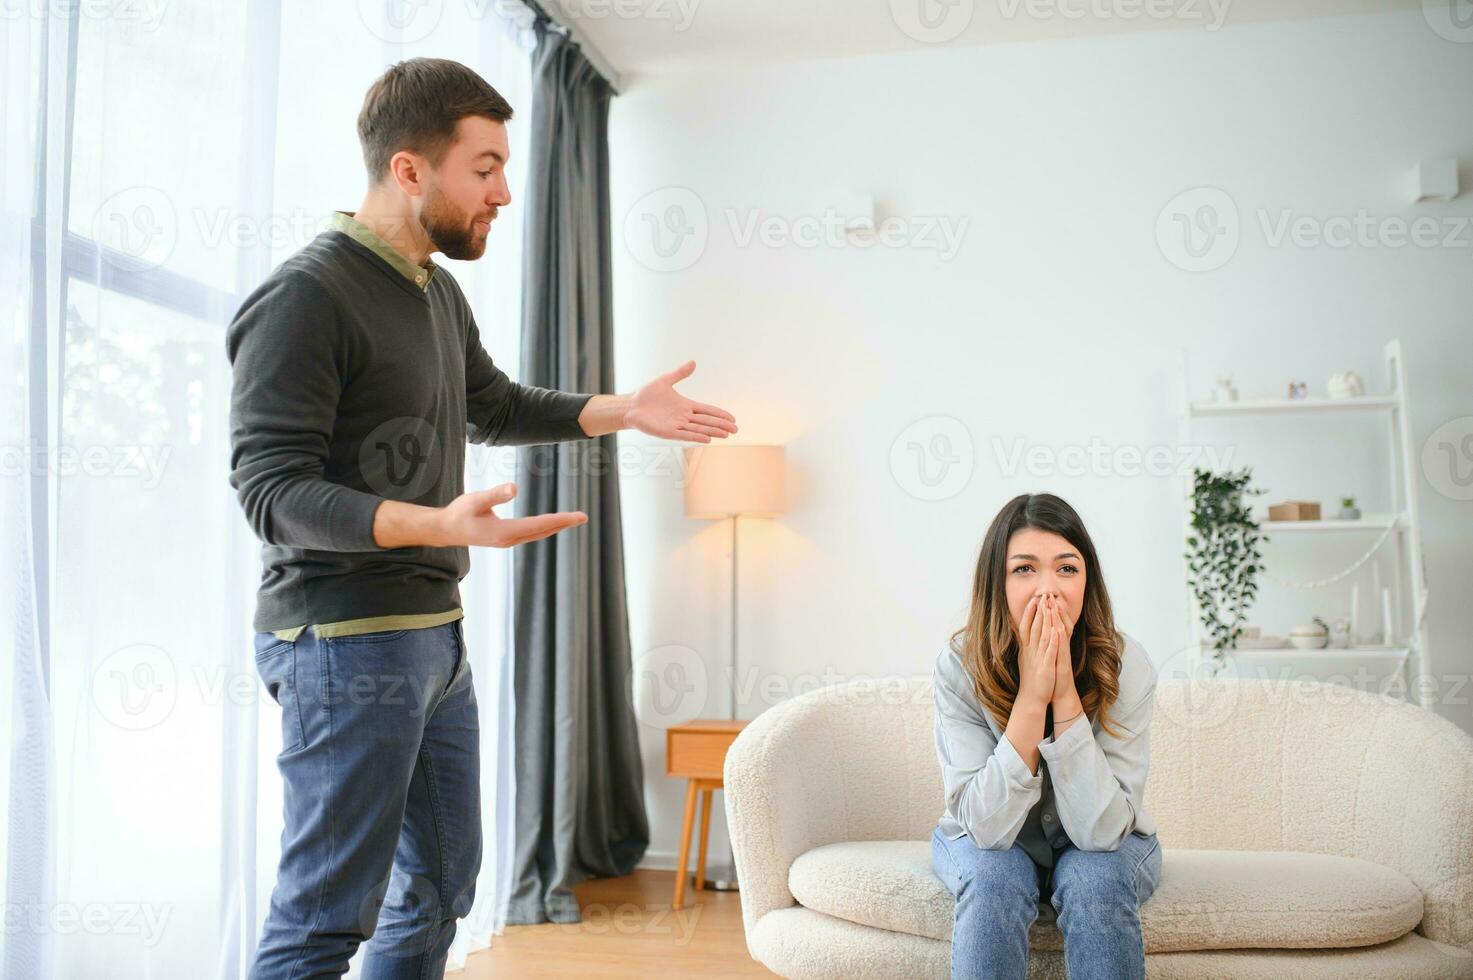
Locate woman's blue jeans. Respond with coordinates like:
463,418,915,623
931,825,1162,980
248,621,481,980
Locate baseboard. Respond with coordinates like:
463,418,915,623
638,849,680,871
637,848,734,872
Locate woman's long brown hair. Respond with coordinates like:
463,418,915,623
949,492,1127,738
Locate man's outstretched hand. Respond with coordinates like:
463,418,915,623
438,484,586,547
624,361,738,443
373,484,586,549
376,360,738,549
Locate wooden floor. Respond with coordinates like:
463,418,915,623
457,869,778,978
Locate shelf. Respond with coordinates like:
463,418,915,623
1259,513,1404,533
1227,645,1409,660
1189,394,1400,417
1217,646,1413,691
1179,340,1430,704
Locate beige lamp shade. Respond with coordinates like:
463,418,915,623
683,445,785,519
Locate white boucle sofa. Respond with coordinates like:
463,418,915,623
723,676,1473,979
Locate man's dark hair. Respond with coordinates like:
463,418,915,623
357,57,514,183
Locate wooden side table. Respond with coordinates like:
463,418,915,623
666,719,748,910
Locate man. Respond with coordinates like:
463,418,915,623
227,57,736,979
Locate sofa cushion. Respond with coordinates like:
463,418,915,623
749,906,1473,980
787,841,1424,953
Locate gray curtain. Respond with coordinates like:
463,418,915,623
506,18,649,925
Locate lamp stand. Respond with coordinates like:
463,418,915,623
729,512,738,719
705,512,741,892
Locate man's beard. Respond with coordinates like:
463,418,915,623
420,187,490,261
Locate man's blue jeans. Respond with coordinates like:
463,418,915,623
249,621,481,980
932,825,1162,980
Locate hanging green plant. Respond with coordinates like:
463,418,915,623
1185,468,1267,667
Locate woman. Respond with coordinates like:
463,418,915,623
932,492,1161,980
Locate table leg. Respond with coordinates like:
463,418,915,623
673,778,698,910
695,786,713,892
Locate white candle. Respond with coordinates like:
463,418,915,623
1381,587,1395,647
1349,583,1360,645
1370,562,1382,643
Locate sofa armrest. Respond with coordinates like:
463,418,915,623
1355,697,1473,953
724,678,934,949
724,691,848,944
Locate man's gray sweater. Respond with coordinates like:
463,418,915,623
226,224,591,634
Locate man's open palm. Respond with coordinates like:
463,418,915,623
625,360,738,443
442,483,586,548
440,361,737,550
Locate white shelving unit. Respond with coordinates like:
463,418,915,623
1189,394,1402,416
1261,513,1403,534
1179,339,1432,703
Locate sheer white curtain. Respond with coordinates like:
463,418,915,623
2,11,56,980
2,2,537,977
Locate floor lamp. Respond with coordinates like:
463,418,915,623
683,444,785,890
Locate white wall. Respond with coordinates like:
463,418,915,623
607,10,1473,871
